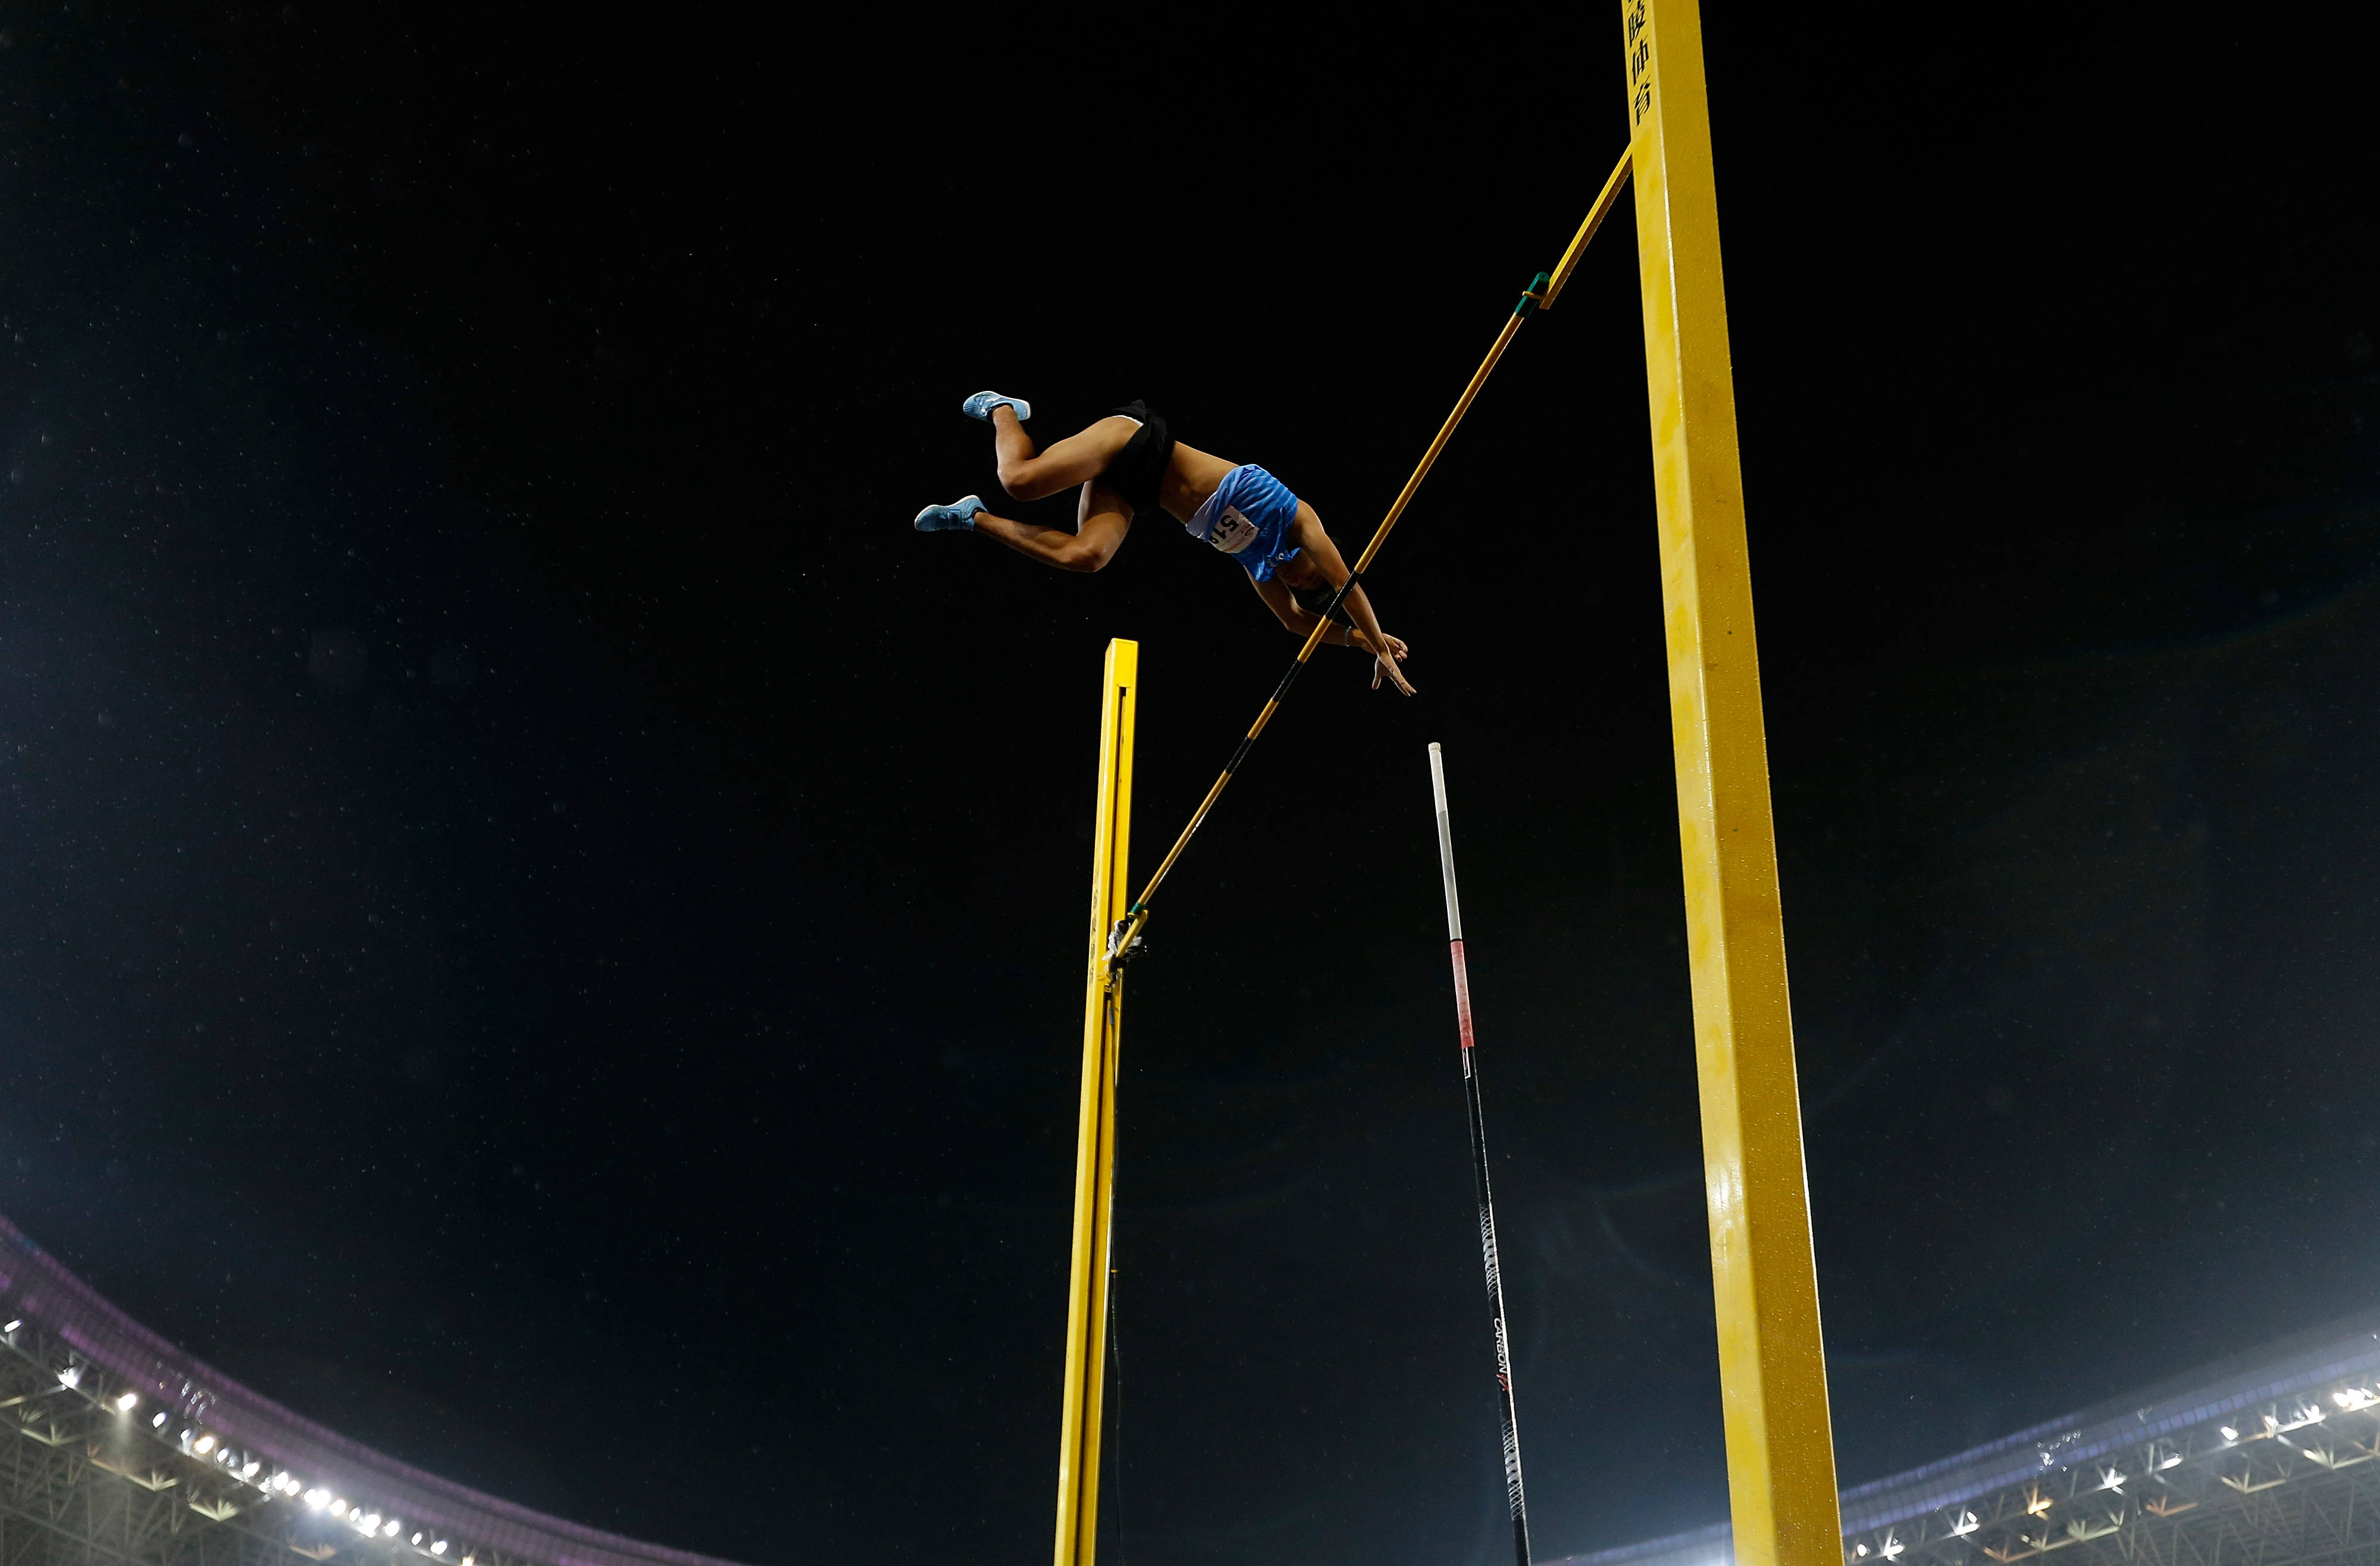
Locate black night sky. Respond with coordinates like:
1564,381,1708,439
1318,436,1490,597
4,5,2378,1564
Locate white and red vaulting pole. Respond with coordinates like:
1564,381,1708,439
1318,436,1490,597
1429,742,1533,1566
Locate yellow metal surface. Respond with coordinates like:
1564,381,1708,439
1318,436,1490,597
1623,8,1842,1566
1053,638,1137,1566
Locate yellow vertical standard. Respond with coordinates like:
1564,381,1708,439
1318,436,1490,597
1053,637,1137,1566
1622,8,1843,1566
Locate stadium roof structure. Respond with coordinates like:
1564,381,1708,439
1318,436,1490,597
1551,1314,2380,1566
0,1214,744,1566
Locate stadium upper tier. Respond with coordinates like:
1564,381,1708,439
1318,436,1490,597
0,1214,746,1566
1551,1313,2380,1566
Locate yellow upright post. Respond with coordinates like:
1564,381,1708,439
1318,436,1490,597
1053,637,1138,1566
1621,8,1842,1566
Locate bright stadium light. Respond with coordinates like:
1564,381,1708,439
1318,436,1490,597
2158,1452,2182,1470
1952,1512,1979,1536
412,1534,424,1546
2099,1466,2127,1492
1855,1547,1868,1558
304,1489,331,1510
2220,1426,2238,1441
384,1521,400,1538
58,1366,82,1389
330,1501,347,1518
151,1411,168,1428
115,1391,139,1411
432,1543,449,1555
3,1320,20,1333
193,1435,216,1455
1882,1534,1905,1560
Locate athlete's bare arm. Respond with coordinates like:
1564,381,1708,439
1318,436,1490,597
1254,509,1416,695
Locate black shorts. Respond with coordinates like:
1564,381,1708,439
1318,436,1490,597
1104,400,1175,515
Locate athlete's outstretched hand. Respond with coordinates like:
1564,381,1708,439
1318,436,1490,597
1370,634,1416,696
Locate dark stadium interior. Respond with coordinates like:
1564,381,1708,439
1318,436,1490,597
2,5,2378,1565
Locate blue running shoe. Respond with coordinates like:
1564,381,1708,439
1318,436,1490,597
961,390,1031,422
914,494,985,533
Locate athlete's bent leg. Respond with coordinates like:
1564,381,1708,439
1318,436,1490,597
970,480,1133,573
991,409,1142,503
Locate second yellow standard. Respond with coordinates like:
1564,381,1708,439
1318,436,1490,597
1051,637,1136,1566
1624,5,1846,1566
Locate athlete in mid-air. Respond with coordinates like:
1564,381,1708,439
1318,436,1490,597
913,392,1416,695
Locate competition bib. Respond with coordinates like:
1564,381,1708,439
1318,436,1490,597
1205,503,1260,555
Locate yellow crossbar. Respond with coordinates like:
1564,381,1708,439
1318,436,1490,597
1104,147,1634,970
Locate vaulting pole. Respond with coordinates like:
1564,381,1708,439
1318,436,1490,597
1621,8,1843,1566
1054,638,1137,1566
1427,743,1533,1566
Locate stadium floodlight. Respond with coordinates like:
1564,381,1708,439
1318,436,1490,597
384,1521,400,1538
2221,1426,2239,1441
152,1411,167,1427
1952,1511,1979,1536
1855,1546,1868,1558
58,1365,82,1389
433,1542,449,1555
115,1391,139,1411
3,1319,20,1333
1881,1533,1905,1560
330,1501,347,1518
2158,1452,2182,1470
2027,1489,2053,1516
2100,1466,2127,1492
242,1460,261,1477
193,1435,217,1455
304,1489,331,1510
